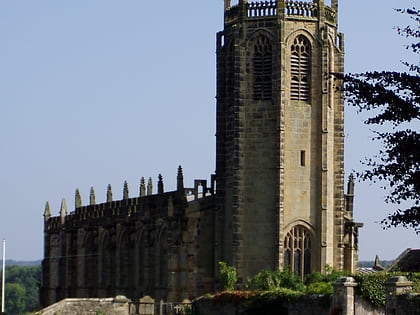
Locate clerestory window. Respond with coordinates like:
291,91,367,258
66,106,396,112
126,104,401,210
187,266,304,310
253,35,273,101
284,225,312,277
290,35,311,101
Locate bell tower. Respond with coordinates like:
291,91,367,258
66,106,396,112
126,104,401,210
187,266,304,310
215,0,359,282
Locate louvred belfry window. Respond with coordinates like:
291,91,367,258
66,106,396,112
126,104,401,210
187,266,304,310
284,225,312,277
290,35,311,101
253,36,273,101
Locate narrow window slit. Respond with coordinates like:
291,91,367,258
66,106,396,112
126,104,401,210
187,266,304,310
300,150,306,166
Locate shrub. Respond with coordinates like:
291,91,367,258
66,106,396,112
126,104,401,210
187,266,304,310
245,268,305,292
218,261,237,291
305,265,349,285
306,282,333,295
354,272,388,307
353,272,420,307
407,272,420,293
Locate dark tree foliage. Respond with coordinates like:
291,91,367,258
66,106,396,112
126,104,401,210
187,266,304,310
1,264,41,315
343,8,420,233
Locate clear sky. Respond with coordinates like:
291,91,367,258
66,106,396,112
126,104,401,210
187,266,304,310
0,0,418,262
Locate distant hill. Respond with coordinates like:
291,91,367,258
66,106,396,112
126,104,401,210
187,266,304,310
0,259,41,266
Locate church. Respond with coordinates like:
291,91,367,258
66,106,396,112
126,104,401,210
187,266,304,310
41,0,361,307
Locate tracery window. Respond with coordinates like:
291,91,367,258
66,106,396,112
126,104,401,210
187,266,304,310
137,234,145,287
290,35,311,101
284,225,312,276
253,35,273,101
84,233,97,292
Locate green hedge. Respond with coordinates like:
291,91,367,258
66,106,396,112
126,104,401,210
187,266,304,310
354,272,420,306
215,262,420,308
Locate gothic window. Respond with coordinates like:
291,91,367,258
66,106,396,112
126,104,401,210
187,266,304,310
253,35,272,101
158,229,168,289
284,225,312,277
100,234,110,289
84,233,97,294
137,234,145,288
290,35,311,101
119,232,129,288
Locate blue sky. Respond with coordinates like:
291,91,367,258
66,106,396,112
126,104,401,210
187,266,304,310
0,0,418,261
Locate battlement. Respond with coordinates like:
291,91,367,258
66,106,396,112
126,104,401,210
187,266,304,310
44,166,215,233
225,0,336,25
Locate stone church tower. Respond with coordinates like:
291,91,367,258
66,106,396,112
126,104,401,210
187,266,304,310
41,0,362,306
215,0,361,282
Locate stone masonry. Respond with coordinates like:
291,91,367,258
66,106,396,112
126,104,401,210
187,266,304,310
215,0,361,283
41,0,361,307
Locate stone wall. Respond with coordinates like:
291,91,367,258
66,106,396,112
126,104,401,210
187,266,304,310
193,276,420,315
36,296,130,315
194,295,330,315
41,168,217,307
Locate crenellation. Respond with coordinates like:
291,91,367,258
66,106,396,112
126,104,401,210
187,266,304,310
42,170,217,305
225,1,337,24
285,0,317,18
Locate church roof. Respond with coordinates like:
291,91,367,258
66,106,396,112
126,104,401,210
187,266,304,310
387,248,420,272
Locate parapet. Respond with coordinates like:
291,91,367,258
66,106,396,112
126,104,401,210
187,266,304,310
225,0,337,25
44,166,215,233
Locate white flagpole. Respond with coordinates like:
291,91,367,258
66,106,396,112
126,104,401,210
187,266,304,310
1,239,5,313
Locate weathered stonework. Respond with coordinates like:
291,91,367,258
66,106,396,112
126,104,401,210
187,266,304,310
41,168,216,306
41,0,361,308
215,0,361,282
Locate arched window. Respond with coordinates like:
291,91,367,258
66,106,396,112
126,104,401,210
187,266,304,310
290,35,311,101
119,231,130,289
137,232,145,289
157,229,168,289
84,233,97,296
284,225,312,276
100,233,110,291
253,35,272,101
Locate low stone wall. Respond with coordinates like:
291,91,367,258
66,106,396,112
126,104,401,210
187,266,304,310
354,295,385,315
194,294,330,315
36,295,131,315
193,276,420,315
34,277,420,315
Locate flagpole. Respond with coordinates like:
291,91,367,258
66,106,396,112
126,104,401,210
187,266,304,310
1,239,5,313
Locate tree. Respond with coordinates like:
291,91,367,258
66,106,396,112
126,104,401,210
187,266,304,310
343,8,420,233
5,283,26,315
1,265,41,314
